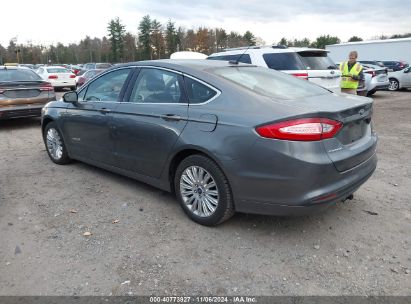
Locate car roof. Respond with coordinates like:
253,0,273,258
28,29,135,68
114,59,255,73
209,46,328,57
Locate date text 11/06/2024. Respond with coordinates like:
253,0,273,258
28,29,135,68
149,296,258,303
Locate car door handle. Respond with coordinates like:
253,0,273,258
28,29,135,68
99,108,112,114
161,114,182,121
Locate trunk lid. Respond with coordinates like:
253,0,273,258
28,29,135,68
268,93,376,172
0,81,53,107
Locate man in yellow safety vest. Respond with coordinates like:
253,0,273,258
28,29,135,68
340,51,364,95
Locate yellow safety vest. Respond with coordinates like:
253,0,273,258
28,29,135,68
340,61,363,89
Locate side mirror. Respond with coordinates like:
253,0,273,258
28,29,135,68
63,91,78,103
404,68,410,73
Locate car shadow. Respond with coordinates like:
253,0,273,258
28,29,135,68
61,159,356,233
0,117,41,130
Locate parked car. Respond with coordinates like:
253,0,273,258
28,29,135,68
36,66,76,91
358,60,385,68
381,60,409,72
68,65,82,75
361,64,390,96
387,66,411,91
208,46,342,92
41,60,377,226
76,69,104,88
83,62,113,70
0,66,55,119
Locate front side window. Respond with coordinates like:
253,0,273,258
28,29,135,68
83,68,131,102
129,68,183,103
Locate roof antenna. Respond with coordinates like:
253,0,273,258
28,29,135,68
229,46,251,65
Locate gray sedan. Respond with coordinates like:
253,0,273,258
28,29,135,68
41,60,377,226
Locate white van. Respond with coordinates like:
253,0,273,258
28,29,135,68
208,46,341,93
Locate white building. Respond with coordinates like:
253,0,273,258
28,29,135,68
325,38,411,63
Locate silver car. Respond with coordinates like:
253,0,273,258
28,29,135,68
388,66,411,91
41,60,377,226
362,64,390,96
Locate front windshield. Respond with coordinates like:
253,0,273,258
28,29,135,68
209,66,330,100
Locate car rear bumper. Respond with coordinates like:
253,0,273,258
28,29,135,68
234,155,376,216
0,104,44,119
223,138,377,216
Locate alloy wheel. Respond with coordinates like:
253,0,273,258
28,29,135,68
179,166,219,217
46,128,63,160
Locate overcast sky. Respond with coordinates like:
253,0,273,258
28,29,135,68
1,0,410,46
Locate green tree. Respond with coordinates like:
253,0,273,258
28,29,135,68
292,38,311,47
243,31,256,46
311,35,340,49
123,32,137,62
107,17,126,62
138,15,152,60
348,36,363,42
216,28,228,51
278,37,289,46
151,19,165,59
165,20,178,57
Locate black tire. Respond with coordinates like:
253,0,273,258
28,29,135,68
366,90,375,97
43,121,71,165
388,78,399,91
174,154,235,226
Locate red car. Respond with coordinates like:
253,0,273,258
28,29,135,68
76,69,104,88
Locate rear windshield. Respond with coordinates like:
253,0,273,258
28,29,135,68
0,69,42,82
47,68,70,73
207,54,252,64
209,66,329,100
298,51,338,70
96,63,112,69
263,53,304,70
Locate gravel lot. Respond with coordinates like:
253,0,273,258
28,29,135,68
0,91,410,296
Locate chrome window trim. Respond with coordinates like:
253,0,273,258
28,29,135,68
77,65,221,105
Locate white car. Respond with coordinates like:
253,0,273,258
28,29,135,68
362,64,390,96
36,66,76,90
208,46,342,93
388,66,411,91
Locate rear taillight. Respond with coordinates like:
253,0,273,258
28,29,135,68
48,75,58,79
40,82,54,91
291,73,308,80
69,74,76,78
365,70,376,77
256,118,343,141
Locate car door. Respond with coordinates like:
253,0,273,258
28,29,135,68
62,68,133,165
111,67,188,177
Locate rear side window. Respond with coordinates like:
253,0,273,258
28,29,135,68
263,53,304,70
207,54,252,64
0,69,42,81
184,77,217,104
129,68,184,104
298,52,337,70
